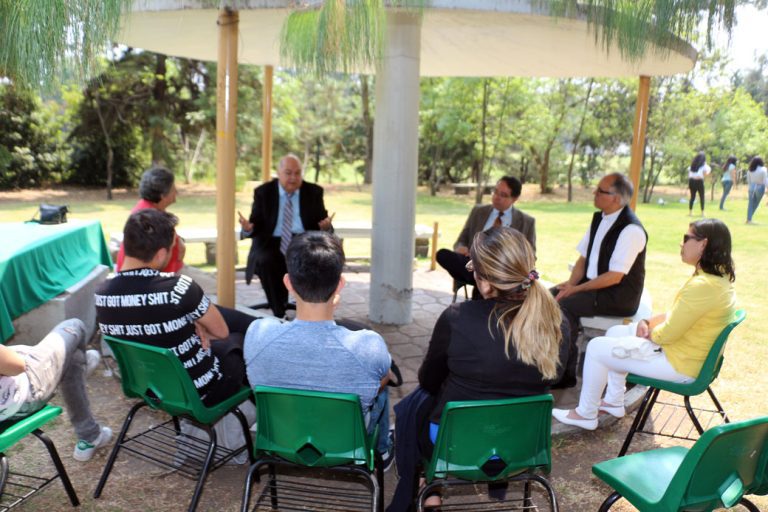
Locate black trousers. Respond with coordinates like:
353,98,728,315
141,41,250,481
254,237,289,317
553,289,602,385
689,178,705,211
201,306,259,407
436,249,475,285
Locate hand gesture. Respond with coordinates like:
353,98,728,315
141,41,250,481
238,210,253,232
318,212,335,231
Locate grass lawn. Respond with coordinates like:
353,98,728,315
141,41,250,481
1,181,766,510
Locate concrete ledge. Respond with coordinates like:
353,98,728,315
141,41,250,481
10,264,110,346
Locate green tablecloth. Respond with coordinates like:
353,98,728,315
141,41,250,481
0,220,113,342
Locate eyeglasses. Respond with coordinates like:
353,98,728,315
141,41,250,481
465,259,474,272
492,188,511,199
683,234,704,244
596,187,615,195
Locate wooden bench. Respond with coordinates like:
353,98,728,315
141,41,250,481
109,222,438,264
452,183,494,196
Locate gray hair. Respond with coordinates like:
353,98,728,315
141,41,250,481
139,167,175,203
607,173,634,206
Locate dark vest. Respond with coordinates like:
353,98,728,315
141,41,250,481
583,207,647,316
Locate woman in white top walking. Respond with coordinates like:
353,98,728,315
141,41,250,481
719,155,737,211
747,156,768,223
688,152,711,216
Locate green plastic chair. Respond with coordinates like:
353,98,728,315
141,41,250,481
417,394,558,512
95,336,254,512
593,415,768,511
619,309,746,457
241,386,383,512
0,404,79,509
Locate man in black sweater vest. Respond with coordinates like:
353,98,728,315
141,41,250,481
553,173,647,388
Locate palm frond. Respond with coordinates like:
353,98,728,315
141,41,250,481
0,0,131,88
280,0,424,76
542,0,736,62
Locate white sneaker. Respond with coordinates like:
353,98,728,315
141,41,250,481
73,426,112,462
85,350,101,376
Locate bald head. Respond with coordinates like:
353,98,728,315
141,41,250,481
278,154,303,194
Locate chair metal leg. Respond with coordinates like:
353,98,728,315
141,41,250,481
33,429,80,506
706,386,730,423
187,423,217,512
94,401,146,498
523,480,532,507
375,458,384,512
739,497,761,512
416,480,443,512
232,406,255,465
619,387,657,456
683,395,705,435
0,454,8,498
268,463,278,509
241,461,260,512
636,387,660,431
597,491,622,511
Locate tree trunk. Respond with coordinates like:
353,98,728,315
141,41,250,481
474,79,490,205
151,53,167,165
93,94,114,200
360,75,374,185
313,138,322,183
566,79,594,202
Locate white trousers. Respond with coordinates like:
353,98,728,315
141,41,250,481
575,324,694,420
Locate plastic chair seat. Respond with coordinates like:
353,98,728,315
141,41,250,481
95,336,253,512
593,446,687,507
417,394,558,511
594,416,768,512
242,386,383,512
0,405,80,508
0,405,62,452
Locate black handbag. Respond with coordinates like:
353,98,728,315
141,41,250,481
37,204,69,224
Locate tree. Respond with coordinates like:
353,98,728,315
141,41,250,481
0,84,65,189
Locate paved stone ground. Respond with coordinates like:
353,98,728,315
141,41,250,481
188,264,622,434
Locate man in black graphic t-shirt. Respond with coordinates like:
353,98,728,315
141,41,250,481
96,209,248,406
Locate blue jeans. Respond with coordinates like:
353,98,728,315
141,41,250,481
719,181,732,209
748,184,765,221
367,388,391,454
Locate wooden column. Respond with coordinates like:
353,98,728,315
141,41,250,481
215,8,239,307
629,75,651,211
261,65,274,182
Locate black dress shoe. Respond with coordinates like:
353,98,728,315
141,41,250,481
550,376,577,389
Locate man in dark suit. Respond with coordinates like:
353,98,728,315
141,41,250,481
239,154,333,317
437,176,536,289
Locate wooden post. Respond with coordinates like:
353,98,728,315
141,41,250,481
215,8,239,307
261,65,274,182
430,221,439,271
629,75,651,211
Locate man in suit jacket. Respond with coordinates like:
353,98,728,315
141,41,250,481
437,176,536,290
239,154,333,317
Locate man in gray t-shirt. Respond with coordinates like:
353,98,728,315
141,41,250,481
244,231,393,462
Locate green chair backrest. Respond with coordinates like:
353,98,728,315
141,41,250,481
253,386,375,472
426,394,553,483
630,309,745,395
664,416,768,510
103,335,225,425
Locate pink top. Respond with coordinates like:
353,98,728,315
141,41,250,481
115,199,183,273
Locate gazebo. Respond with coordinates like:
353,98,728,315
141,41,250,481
116,0,697,324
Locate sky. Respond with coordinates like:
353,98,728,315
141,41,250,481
715,5,768,72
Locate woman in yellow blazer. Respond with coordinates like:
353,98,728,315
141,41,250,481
553,218,736,430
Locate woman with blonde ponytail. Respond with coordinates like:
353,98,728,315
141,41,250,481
388,227,569,511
